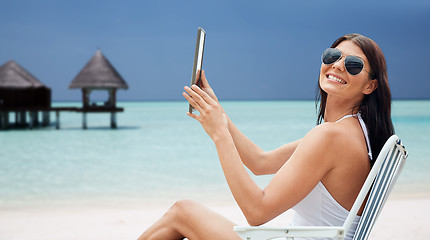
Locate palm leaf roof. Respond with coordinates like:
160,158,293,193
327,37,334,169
0,60,48,89
69,50,128,89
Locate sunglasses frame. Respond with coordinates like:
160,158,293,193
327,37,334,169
322,48,372,76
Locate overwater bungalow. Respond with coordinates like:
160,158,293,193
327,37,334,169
69,50,128,129
0,50,129,130
0,60,51,128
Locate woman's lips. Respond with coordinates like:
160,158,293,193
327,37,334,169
327,74,347,84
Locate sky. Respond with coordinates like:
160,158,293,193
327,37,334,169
0,0,429,101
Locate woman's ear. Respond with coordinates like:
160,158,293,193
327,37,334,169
362,79,378,95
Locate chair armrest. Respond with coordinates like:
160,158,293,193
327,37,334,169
234,226,345,239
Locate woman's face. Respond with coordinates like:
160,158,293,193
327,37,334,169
319,40,376,102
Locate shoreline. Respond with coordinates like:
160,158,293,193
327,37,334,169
2,185,429,208
1,194,429,240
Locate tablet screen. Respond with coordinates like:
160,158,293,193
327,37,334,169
189,27,206,113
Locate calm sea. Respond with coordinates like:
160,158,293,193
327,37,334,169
0,100,429,207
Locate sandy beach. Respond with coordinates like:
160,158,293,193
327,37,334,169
1,195,429,240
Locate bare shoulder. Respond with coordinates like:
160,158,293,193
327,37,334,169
299,122,361,165
302,122,351,148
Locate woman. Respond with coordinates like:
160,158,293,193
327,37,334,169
138,33,394,240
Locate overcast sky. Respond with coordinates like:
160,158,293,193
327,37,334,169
1,0,429,101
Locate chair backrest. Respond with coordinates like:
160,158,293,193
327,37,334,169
341,135,408,240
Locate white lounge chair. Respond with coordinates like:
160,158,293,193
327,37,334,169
234,135,408,240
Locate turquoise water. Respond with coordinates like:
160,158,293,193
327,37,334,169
0,100,429,207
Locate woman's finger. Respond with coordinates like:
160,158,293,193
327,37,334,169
198,71,219,103
182,91,204,113
200,70,210,88
185,85,211,111
186,111,199,120
191,84,216,106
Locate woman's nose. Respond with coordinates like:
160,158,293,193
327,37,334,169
332,57,345,72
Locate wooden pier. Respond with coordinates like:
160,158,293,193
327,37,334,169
76,106,124,129
0,106,124,130
1,50,128,131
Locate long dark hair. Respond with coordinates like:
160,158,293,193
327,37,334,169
316,33,394,165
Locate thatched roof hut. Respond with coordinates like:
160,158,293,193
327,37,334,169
68,50,128,129
69,50,128,110
69,50,128,90
0,60,51,108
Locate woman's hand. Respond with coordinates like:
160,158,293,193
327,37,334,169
199,70,219,104
183,84,229,141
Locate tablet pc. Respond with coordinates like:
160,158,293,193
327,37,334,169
189,27,206,113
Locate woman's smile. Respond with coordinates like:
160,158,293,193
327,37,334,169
326,73,347,85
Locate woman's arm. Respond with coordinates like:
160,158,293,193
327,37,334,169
215,124,336,226
198,71,299,175
183,85,336,226
226,116,301,175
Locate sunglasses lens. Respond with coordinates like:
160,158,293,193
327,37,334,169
322,48,341,65
345,56,364,75
322,48,366,75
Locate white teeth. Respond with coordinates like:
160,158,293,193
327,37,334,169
328,75,346,84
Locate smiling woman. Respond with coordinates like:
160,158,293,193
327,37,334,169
319,41,378,119
138,33,394,240
317,34,394,166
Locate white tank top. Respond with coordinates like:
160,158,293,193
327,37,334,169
289,112,371,240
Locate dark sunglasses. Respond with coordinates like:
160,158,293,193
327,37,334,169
321,48,371,76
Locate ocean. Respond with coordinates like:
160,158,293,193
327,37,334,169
0,100,429,207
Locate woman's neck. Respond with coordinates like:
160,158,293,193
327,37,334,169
324,95,361,123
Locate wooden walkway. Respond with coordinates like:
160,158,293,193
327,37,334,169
0,106,124,130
